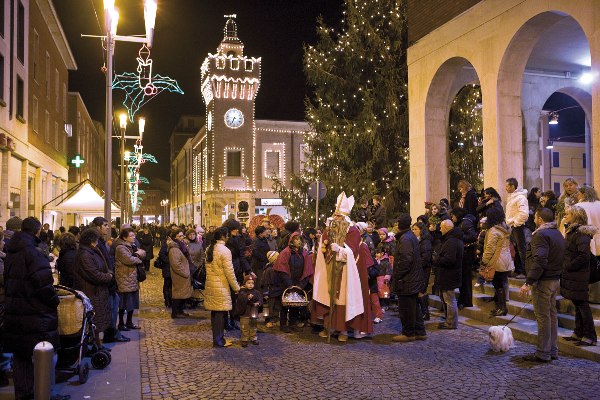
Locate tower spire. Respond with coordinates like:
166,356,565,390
218,13,244,56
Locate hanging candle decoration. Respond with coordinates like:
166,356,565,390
113,44,184,122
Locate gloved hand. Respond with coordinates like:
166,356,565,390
331,243,340,253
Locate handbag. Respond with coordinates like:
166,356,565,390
590,256,600,284
479,233,508,282
136,264,147,282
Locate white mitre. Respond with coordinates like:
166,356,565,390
333,191,355,222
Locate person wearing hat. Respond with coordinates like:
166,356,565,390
312,192,373,342
261,251,280,328
4,216,23,246
223,219,252,331
234,275,263,347
251,226,270,289
392,213,427,343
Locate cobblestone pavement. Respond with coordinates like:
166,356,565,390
138,269,600,400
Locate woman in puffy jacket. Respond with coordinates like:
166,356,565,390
167,229,193,319
204,227,240,348
115,228,145,331
480,208,514,317
561,205,597,346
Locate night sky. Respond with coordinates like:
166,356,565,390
54,0,343,183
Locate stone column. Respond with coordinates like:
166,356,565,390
20,159,28,218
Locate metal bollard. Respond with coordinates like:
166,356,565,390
33,341,53,400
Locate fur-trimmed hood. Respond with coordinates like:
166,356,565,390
567,224,598,237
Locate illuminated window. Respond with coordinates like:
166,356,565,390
265,151,280,177
226,150,241,176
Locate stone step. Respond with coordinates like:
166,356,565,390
428,294,600,362
475,283,600,318
472,293,600,336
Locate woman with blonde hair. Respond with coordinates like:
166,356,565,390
575,185,600,303
561,205,597,346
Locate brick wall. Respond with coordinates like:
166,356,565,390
407,0,483,44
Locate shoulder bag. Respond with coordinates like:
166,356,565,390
479,234,507,282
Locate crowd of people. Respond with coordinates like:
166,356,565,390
0,176,599,398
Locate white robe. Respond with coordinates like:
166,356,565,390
313,239,364,321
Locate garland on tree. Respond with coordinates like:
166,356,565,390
448,84,483,197
273,0,409,226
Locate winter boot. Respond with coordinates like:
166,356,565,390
490,288,508,317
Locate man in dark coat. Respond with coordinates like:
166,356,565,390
435,220,464,330
371,195,387,229
355,198,371,223
137,225,155,271
251,226,271,289
392,214,426,342
3,217,68,400
91,217,129,343
451,207,478,308
224,219,252,330
519,208,566,363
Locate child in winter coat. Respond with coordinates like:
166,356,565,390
375,229,395,310
261,251,280,328
234,275,263,347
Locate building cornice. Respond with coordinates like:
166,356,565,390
36,0,77,70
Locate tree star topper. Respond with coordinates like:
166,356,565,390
113,44,184,122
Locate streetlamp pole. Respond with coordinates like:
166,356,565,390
92,0,157,222
120,113,127,224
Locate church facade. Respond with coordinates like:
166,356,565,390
170,16,309,227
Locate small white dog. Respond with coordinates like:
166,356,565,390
488,325,515,352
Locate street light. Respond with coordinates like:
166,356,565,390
88,0,158,222
138,117,145,140
160,199,169,224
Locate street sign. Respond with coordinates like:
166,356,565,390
308,181,327,200
71,154,85,168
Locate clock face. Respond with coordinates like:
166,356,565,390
224,108,244,129
207,111,213,131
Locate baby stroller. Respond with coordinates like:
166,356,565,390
54,285,112,383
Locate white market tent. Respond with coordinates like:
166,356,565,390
43,180,120,224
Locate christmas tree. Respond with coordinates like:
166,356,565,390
273,0,409,226
448,84,483,198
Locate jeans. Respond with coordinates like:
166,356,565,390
397,293,426,336
572,299,597,342
240,316,258,342
511,225,528,274
441,290,458,328
531,279,560,360
210,311,228,346
163,277,172,307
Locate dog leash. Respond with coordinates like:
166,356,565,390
502,297,533,328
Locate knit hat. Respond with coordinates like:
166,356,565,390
267,251,279,264
6,216,23,231
244,275,255,284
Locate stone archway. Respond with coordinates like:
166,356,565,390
410,57,480,213
497,11,593,193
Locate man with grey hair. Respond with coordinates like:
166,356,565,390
435,219,463,330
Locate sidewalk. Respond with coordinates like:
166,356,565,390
0,323,142,400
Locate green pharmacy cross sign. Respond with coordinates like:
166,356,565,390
71,154,85,168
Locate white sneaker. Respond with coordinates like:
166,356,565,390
354,330,368,339
373,317,382,324
474,283,481,287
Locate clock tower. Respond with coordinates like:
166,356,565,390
199,15,261,225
